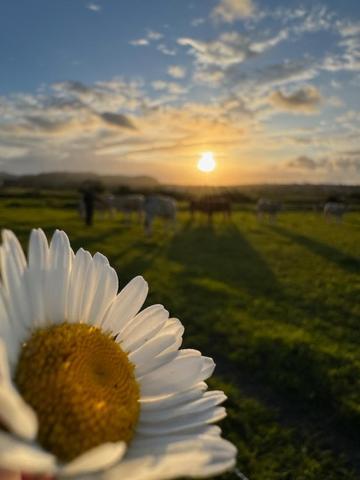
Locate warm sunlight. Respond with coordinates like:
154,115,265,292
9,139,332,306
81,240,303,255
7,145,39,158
197,152,216,173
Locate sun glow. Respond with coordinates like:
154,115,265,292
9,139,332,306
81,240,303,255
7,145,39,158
197,152,216,173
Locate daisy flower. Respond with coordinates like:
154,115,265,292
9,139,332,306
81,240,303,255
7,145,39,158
0,229,237,479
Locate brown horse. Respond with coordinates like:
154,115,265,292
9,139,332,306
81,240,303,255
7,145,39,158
190,197,231,223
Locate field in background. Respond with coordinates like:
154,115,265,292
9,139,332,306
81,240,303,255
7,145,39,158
1,189,359,480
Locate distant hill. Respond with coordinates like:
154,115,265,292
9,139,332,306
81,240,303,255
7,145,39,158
0,171,159,189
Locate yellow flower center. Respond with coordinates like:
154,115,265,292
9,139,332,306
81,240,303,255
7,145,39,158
15,323,140,462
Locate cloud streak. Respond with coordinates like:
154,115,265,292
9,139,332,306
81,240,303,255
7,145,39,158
269,86,323,113
211,0,255,23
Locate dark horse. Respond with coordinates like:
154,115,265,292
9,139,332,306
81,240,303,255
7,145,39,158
190,197,232,223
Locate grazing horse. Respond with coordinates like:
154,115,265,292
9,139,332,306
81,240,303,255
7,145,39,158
78,194,115,222
144,195,177,235
257,198,282,223
190,197,232,223
324,202,347,223
112,194,145,223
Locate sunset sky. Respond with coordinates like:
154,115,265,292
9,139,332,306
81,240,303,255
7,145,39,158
0,0,359,184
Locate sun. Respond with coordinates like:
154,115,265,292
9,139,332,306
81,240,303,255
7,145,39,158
197,152,216,173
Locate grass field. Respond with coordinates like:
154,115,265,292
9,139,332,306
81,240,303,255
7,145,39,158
1,196,360,480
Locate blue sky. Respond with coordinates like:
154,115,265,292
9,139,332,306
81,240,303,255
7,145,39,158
0,0,359,184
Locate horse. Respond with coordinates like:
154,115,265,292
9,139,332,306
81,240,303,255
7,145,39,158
324,202,347,223
144,195,177,236
190,197,231,223
256,198,282,223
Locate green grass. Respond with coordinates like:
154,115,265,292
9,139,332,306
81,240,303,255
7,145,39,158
1,198,359,479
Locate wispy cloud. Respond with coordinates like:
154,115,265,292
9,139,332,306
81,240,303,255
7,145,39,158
287,155,318,170
212,0,255,23
86,3,101,12
167,65,186,79
147,30,163,41
269,86,323,113
157,44,177,56
129,38,149,47
287,155,360,173
129,29,163,47
151,80,187,95
191,17,205,27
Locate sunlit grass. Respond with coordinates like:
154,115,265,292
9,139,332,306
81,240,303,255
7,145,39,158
2,197,359,479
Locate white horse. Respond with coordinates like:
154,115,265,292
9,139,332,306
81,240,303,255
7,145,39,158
324,202,347,223
144,195,176,236
112,194,145,223
257,198,282,223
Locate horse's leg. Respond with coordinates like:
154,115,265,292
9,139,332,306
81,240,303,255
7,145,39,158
138,209,143,224
144,214,152,236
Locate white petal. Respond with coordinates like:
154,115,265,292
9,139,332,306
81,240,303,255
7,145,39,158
101,276,148,334
161,318,185,338
199,356,216,381
68,251,119,326
67,248,92,323
140,382,208,412
0,432,55,474
137,407,226,435
0,232,30,337
129,334,178,367
84,254,118,326
0,338,10,384
129,429,228,455
1,230,26,278
125,434,237,479
0,291,18,368
0,340,37,439
119,305,169,353
189,436,237,477
28,228,49,270
103,451,210,480
140,351,213,397
140,391,227,423
135,350,178,379
24,229,50,328
44,230,73,324
60,442,126,477
0,388,38,440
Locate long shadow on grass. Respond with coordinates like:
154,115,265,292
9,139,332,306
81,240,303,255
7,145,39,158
270,225,360,274
166,222,360,471
167,222,281,298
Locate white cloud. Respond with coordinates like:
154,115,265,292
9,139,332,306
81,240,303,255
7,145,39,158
151,81,186,95
86,3,101,12
129,38,149,47
238,59,319,90
130,30,164,47
178,29,288,70
178,29,295,92
147,30,163,41
212,0,255,23
293,5,333,34
191,17,205,27
178,33,253,68
251,29,288,54
157,44,177,56
340,22,360,37
167,65,186,79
